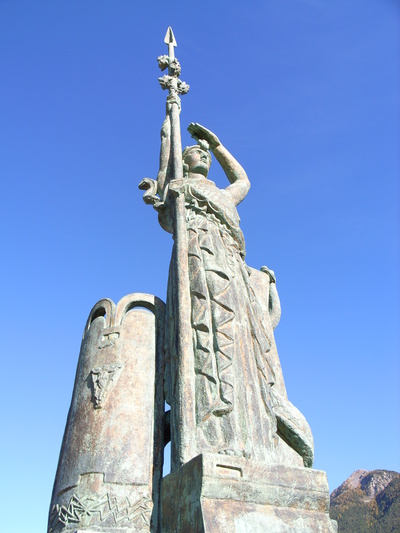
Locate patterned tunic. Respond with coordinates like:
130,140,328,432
165,177,277,463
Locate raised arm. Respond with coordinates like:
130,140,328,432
156,115,171,199
138,113,171,206
157,92,187,199
188,123,250,205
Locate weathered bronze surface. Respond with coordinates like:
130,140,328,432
162,454,338,532
140,28,314,473
139,28,336,532
48,294,165,533
49,27,336,533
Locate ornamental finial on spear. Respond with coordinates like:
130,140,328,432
158,29,189,95
139,27,189,211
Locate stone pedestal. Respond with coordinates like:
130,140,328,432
161,454,337,532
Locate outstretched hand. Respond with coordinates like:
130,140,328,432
188,123,220,150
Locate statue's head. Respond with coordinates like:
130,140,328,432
182,144,212,178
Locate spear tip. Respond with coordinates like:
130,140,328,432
164,26,177,47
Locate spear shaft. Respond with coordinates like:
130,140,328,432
160,27,196,468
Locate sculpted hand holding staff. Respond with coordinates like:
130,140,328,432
140,28,314,472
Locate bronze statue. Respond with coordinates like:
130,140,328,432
140,53,313,469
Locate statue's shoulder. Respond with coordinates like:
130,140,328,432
188,178,229,202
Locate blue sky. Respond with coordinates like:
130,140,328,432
1,1,399,531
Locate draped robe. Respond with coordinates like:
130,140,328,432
165,176,278,464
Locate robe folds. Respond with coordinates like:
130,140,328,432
165,177,278,464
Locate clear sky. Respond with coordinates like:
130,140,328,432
1,1,399,531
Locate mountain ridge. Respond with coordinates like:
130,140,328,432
330,469,400,532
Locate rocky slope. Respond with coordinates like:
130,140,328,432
330,469,400,532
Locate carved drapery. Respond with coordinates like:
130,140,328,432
165,179,278,466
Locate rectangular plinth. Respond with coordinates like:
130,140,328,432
161,454,337,532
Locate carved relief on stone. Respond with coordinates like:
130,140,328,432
48,293,166,533
90,363,123,409
157,54,181,76
158,74,189,95
98,327,120,349
49,491,152,532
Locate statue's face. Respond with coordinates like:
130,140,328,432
184,147,210,176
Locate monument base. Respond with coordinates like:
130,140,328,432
161,454,337,532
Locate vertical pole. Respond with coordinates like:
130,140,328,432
161,27,197,467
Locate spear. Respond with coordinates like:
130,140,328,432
158,27,196,469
